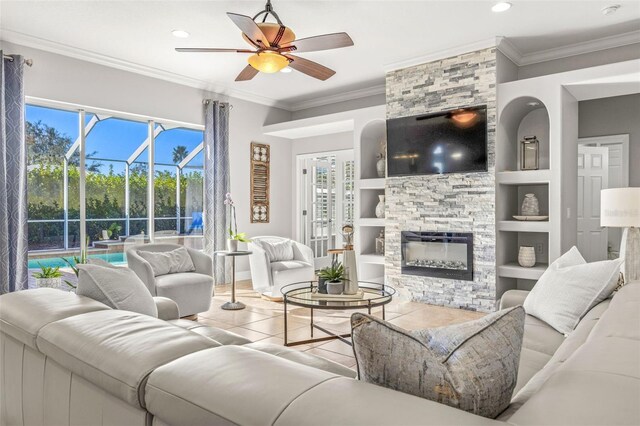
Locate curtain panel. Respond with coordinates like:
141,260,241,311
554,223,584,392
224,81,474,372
203,100,230,285
0,53,28,293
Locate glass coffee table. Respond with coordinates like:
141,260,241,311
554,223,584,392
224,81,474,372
281,281,395,347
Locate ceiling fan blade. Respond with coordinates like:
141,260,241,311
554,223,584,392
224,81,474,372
235,65,259,81
227,13,271,48
176,48,256,53
285,55,336,81
280,32,354,53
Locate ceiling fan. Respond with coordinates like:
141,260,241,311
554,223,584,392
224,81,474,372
176,0,354,81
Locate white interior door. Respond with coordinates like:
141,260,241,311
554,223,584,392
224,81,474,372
577,146,609,262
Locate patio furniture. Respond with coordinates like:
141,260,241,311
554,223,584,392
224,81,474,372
126,243,213,317
248,236,315,300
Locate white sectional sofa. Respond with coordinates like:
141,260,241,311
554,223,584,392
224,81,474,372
1,282,639,426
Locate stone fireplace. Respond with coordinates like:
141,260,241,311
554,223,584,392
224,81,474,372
385,47,497,312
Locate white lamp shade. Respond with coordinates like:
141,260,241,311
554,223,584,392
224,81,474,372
600,187,640,227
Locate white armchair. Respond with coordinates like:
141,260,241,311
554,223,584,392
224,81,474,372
248,236,315,299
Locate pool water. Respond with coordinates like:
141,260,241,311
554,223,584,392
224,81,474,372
28,253,127,269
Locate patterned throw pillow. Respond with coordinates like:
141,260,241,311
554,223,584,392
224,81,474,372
351,306,525,419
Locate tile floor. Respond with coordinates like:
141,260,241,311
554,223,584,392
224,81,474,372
198,280,485,369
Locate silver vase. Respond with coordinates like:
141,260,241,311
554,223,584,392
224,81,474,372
376,157,386,178
375,195,385,218
342,250,359,295
521,193,540,216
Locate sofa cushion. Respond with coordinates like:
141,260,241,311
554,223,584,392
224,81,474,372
0,288,109,349
137,246,195,277
169,319,251,345
523,246,622,335
245,342,356,378
155,273,213,316
36,310,217,408
145,346,339,426
77,263,158,317
351,307,525,419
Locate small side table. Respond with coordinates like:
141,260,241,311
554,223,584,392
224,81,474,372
214,250,252,310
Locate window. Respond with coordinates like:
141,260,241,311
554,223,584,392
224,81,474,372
25,102,204,268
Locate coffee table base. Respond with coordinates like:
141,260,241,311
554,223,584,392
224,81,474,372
221,301,246,310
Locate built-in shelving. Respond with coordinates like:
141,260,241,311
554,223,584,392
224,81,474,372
497,169,550,185
359,218,385,227
498,262,548,280
359,253,385,264
359,178,385,189
498,220,550,232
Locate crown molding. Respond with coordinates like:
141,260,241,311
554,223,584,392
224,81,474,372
496,36,523,65
384,37,499,73
0,29,293,111
290,83,386,112
517,30,640,66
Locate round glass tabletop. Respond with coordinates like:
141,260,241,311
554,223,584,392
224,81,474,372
282,281,395,310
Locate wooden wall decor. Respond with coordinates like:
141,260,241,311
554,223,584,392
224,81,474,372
250,142,270,223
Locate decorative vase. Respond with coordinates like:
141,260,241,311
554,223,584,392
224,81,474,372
101,230,109,240
326,281,344,295
521,193,540,216
375,230,385,255
518,246,536,267
375,195,385,218
376,157,386,178
227,239,238,252
343,250,359,295
35,277,62,289
317,277,328,294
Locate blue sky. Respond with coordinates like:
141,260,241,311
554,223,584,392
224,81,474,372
27,104,204,173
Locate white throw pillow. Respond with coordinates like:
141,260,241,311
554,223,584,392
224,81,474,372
137,246,196,277
255,239,295,262
77,263,158,317
523,246,623,335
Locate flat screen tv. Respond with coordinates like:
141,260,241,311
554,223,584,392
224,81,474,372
386,106,487,176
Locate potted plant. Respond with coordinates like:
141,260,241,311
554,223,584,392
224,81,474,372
318,262,347,295
61,247,88,290
224,193,250,251
32,263,63,288
108,222,122,240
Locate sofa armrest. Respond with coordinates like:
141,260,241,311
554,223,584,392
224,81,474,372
499,290,530,310
186,248,213,277
126,249,157,295
153,297,180,320
292,241,315,266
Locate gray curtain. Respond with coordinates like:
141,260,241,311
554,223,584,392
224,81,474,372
203,100,230,284
0,53,28,293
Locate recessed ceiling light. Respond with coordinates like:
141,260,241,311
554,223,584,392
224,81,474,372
280,67,292,73
491,2,512,12
171,30,190,38
601,4,621,15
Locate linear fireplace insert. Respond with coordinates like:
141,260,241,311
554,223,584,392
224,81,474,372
401,231,473,281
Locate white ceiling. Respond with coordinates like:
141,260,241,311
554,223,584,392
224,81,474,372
1,1,639,110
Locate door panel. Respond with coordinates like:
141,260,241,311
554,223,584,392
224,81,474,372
577,146,609,262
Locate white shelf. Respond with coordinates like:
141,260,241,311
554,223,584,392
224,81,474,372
498,262,548,280
359,218,385,226
498,220,550,232
497,170,551,185
359,178,385,189
359,254,385,264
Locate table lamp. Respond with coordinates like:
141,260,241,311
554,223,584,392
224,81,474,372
601,187,640,283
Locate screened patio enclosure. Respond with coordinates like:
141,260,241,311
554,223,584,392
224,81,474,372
26,103,205,266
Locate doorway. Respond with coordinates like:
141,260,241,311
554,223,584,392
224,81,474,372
296,150,354,268
577,134,630,261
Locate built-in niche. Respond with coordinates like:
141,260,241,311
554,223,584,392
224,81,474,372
359,120,386,180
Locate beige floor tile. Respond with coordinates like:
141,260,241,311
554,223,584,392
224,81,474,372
243,316,307,335
194,317,235,330
198,308,272,326
226,326,272,342
315,338,356,357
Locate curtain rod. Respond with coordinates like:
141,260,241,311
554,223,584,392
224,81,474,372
3,54,33,67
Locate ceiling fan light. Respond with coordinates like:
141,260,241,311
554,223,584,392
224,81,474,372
248,52,289,73
280,67,292,73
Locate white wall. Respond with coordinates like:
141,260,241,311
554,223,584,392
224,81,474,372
291,94,385,120
4,41,294,277
579,94,640,186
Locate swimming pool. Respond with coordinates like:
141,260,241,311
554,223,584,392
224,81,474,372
28,252,127,269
